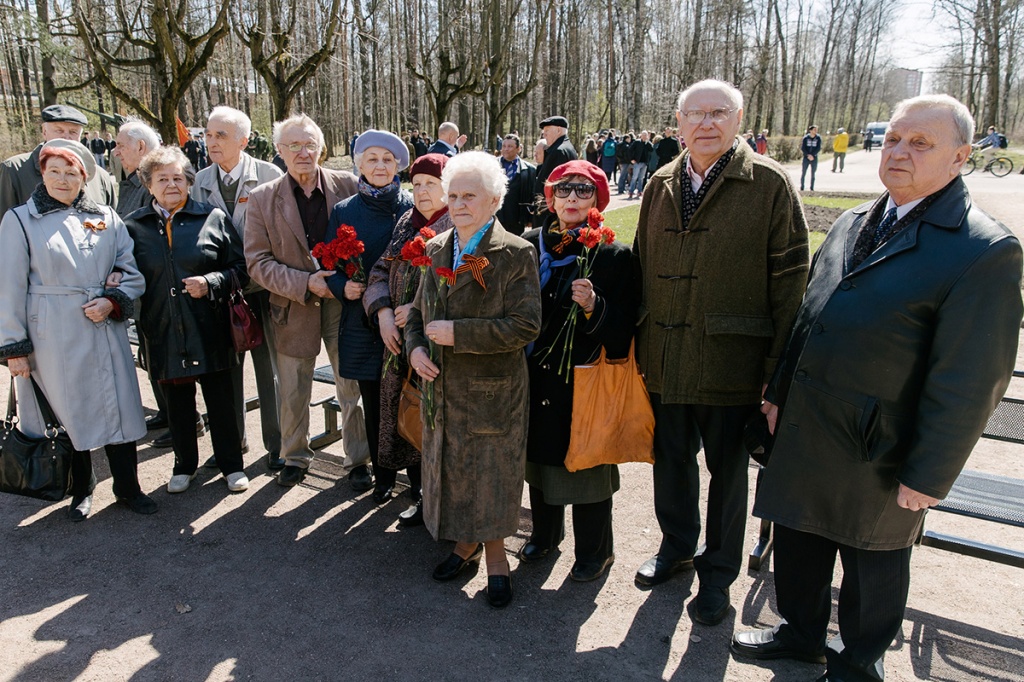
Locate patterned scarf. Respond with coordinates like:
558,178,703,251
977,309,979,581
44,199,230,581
358,175,401,200
537,218,582,290
30,184,102,215
500,157,520,181
849,181,951,270
679,144,736,231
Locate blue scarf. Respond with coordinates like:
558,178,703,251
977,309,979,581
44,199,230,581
358,175,401,200
537,226,580,290
453,220,493,269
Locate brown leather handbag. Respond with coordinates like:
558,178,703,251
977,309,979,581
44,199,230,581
396,368,424,452
564,342,655,472
227,271,263,352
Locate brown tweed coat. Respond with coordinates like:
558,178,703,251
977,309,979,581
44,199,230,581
405,220,541,542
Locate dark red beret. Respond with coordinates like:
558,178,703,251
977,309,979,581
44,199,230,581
409,153,448,180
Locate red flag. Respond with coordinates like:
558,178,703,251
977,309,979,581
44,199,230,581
176,118,190,147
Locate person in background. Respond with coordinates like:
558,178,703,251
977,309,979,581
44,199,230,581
615,132,634,195
831,127,849,172
654,126,681,169
756,130,768,155
800,125,822,191
495,133,538,235
428,122,466,157
628,131,654,199
534,138,548,166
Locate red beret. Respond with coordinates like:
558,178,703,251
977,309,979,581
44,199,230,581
409,153,448,180
543,160,610,212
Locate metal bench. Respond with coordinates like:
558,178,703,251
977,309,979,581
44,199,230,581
310,365,343,450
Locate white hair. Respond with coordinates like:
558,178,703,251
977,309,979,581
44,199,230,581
442,151,508,204
208,106,251,141
272,113,325,151
438,121,459,137
118,120,159,152
677,79,744,112
891,94,975,147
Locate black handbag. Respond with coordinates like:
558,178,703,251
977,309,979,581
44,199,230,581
0,377,74,501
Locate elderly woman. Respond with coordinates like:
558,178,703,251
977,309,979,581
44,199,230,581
364,153,453,526
405,151,541,608
124,146,249,495
520,160,636,582
0,141,156,520
325,130,414,503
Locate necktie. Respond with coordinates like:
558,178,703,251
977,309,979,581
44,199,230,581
872,207,899,249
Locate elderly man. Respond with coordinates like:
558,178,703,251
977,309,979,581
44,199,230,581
113,120,160,218
427,121,466,157
244,114,370,488
0,104,117,216
731,95,1023,682
534,115,577,194
495,133,537,235
191,106,285,469
632,79,809,626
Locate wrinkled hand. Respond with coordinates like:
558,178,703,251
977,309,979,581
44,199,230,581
307,271,334,299
571,278,596,313
82,298,114,322
456,134,468,149
378,308,402,355
344,280,366,301
7,356,30,378
105,271,123,288
182,276,209,299
761,400,778,435
410,346,439,382
897,484,941,512
425,320,454,347
394,303,414,329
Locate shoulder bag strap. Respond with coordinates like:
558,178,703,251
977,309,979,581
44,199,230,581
28,377,62,431
5,377,15,423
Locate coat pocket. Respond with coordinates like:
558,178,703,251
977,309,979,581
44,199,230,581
268,297,290,326
699,314,774,393
466,376,512,436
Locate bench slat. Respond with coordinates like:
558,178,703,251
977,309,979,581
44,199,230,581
933,470,1024,528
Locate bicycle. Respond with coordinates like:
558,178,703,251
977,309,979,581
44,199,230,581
961,149,1014,177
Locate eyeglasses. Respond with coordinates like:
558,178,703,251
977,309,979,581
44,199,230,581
281,142,320,153
553,182,596,199
680,108,735,125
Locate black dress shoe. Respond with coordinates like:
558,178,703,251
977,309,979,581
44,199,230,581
570,554,615,582
371,485,394,504
201,454,218,468
277,465,306,487
67,494,92,522
348,465,373,492
730,627,827,664
152,430,173,448
486,575,513,608
634,553,694,588
116,493,159,515
145,414,168,430
267,454,286,470
432,544,483,582
397,499,423,527
692,585,730,626
518,541,555,563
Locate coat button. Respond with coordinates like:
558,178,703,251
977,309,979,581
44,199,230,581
541,399,550,406
314,301,320,307
811,323,823,334
542,363,550,370
839,281,852,291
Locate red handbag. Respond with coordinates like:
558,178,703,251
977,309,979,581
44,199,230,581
228,272,263,352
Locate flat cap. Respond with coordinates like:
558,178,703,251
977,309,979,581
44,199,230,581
539,115,568,129
41,105,88,126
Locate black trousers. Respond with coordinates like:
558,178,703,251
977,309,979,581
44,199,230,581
357,379,396,489
650,394,758,589
773,524,912,682
528,485,614,562
163,369,243,476
70,441,142,499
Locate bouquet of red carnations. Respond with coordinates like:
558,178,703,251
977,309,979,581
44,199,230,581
311,223,366,281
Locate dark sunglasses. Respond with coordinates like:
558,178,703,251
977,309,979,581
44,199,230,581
553,182,597,199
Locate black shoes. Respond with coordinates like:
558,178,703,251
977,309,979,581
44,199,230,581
518,541,555,563
432,544,483,582
730,626,827,664
267,453,286,470
145,414,168,430
486,575,513,608
67,494,92,522
116,493,159,515
277,465,306,487
634,553,694,588
348,465,373,492
692,585,730,626
371,485,394,504
398,499,423,527
570,555,615,582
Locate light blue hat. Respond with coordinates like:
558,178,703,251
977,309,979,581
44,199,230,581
354,129,410,170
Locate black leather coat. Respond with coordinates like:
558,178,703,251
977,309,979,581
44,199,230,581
755,178,1023,550
125,198,248,380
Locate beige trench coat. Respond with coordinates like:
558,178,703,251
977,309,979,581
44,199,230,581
406,220,541,542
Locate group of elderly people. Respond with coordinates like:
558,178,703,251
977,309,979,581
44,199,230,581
3,82,1022,680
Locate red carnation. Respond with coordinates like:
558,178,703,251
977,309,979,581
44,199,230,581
577,227,602,250
436,267,455,283
587,208,604,229
401,236,427,261
600,225,616,245
344,262,358,278
419,227,437,240
411,255,433,268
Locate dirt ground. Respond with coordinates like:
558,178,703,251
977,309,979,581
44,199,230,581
2,178,1024,681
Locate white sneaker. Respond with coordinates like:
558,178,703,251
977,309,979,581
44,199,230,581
226,472,249,492
167,473,196,494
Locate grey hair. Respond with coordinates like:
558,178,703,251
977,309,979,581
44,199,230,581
891,94,975,147
438,121,459,137
208,106,251,141
677,79,744,112
272,113,325,151
137,146,196,189
441,151,508,205
118,120,159,152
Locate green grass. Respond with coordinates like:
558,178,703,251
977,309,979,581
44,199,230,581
802,196,865,211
